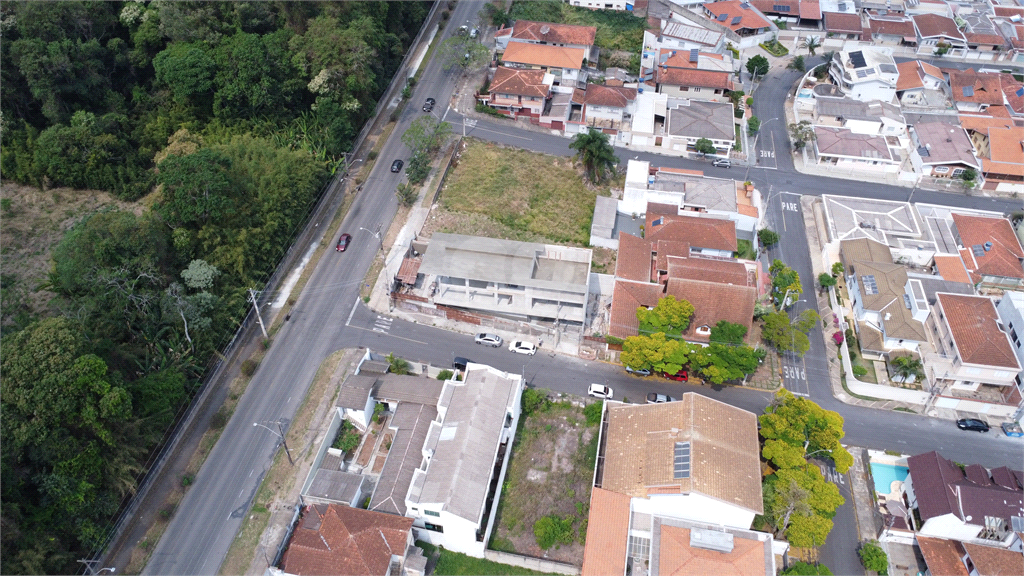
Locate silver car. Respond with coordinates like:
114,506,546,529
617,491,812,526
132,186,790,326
474,333,503,347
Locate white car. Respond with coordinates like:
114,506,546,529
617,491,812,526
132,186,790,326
474,333,503,347
508,341,538,355
588,383,613,399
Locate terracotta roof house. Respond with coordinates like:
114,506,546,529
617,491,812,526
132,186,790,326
276,504,414,576
824,12,865,39
840,238,929,354
665,100,736,155
913,14,967,55
928,293,1021,404
961,542,1024,576
701,0,774,36
580,488,632,576
911,121,980,180
949,69,1005,113
665,277,757,342
959,115,1024,187
950,213,1024,288
655,66,734,101
895,60,946,107
965,33,1008,52
750,0,822,24
483,67,551,117
812,126,901,174
999,73,1024,116
905,451,1024,548
500,42,588,88
645,212,738,255
571,83,638,134
510,20,597,50
869,13,918,45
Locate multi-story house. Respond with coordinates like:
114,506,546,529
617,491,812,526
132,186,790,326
828,47,900,102
641,20,726,73
482,67,552,118
950,213,1024,290
994,290,1024,407
500,42,588,88
913,13,967,56
895,60,946,107
664,100,736,155
910,121,981,181
496,20,598,61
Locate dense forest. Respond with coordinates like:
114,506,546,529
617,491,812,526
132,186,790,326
0,1,429,573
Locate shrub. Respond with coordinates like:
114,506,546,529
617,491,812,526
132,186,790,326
746,96,754,107
367,150,378,161
605,335,625,346
241,358,259,377
387,353,411,375
782,561,833,575
533,514,576,549
852,365,868,377
475,102,507,118
859,541,888,575
758,228,780,248
583,402,603,426
332,420,362,453
436,369,455,380
521,388,550,417
210,406,230,429
845,328,855,342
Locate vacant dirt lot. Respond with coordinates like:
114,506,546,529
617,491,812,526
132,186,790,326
421,139,612,246
491,400,599,566
0,181,141,327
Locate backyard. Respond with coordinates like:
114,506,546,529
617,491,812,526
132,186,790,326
424,139,610,246
490,394,600,565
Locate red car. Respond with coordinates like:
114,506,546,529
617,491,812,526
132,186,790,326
336,233,352,252
662,370,688,382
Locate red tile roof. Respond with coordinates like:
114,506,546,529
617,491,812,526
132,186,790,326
501,42,586,69
962,543,1024,576
1001,73,1024,114
702,0,773,32
583,84,637,108
279,504,413,576
936,293,1019,369
656,67,734,91
658,525,769,575
664,254,750,285
610,279,665,338
952,213,1024,282
913,14,965,40
490,66,549,98
933,255,972,284
824,12,863,34
983,126,1024,178
870,16,917,40
917,537,971,576
512,20,597,46
580,488,631,576
965,33,1007,47
667,278,755,342
616,231,655,282
645,215,737,252
949,69,1004,105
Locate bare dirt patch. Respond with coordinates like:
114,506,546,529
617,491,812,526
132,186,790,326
0,181,141,327
491,401,599,566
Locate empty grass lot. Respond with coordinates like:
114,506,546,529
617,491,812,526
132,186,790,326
416,541,554,576
431,140,609,246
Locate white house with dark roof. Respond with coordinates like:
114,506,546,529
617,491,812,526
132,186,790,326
909,121,981,181
813,97,909,147
812,126,903,174
828,47,900,103
664,100,736,155
405,364,523,557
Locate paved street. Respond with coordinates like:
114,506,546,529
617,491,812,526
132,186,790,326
140,11,1024,574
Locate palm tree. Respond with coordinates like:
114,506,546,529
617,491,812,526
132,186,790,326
569,128,617,183
801,35,821,56
890,355,924,383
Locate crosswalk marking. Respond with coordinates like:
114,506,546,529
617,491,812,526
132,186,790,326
374,315,393,333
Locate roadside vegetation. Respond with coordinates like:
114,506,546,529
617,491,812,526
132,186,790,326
485,1,646,52
0,2,428,572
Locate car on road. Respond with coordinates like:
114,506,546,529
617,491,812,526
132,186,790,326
474,333,503,347
588,383,613,399
423,97,436,112
712,158,731,168
336,233,352,252
663,370,688,382
458,25,469,35
391,159,404,173
470,28,479,38
956,418,990,432
646,393,676,404
453,356,471,371
625,366,651,376
508,341,538,355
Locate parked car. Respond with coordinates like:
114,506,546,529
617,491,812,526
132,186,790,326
956,418,990,432
474,333,503,347
646,393,676,404
663,370,688,382
588,383,613,399
452,356,471,371
712,158,731,168
423,97,436,112
391,159,404,173
625,366,651,376
336,233,352,252
458,25,469,35
508,341,538,355
470,28,479,38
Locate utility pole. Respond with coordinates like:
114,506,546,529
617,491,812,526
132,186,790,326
253,421,294,465
248,288,268,339
78,560,115,575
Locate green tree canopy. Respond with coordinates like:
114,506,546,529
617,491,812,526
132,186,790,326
153,42,217,106
402,116,453,156
859,541,889,574
710,320,748,345
637,295,695,335
770,259,802,305
569,128,618,183
789,120,816,151
747,54,770,76
157,148,235,227
694,137,717,156
759,389,853,473
758,228,780,248
818,273,837,289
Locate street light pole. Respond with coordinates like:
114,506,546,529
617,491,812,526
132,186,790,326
253,421,294,465
360,226,384,251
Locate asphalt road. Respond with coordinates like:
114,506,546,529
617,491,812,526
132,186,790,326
143,15,1024,574
141,2,487,574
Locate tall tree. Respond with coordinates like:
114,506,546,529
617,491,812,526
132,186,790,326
746,54,770,77
569,128,617,183
760,389,853,473
636,295,695,335
157,148,235,227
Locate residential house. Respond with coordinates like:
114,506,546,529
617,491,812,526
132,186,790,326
995,291,1024,407
567,83,638,137
949,69,1004,113
823,12,865,40
483,67,551,118
274,504,415,576
959,115,1024,192
641,21,726,74
581,395,771,576
507,20,597,53
812,125,903,174
913,14,967,56
927,293,1021,404
904,451,1024,547
950,213,1024,290
895,60,946,107
416,233,592,324
862,0,906,15
869,13,918,45
918,536,1024,576
701,0,775,40
645,209,738,258
813,97,909,145
568,0,635,11
910,121,981,181
665,100,736,155
651,50,735,101
750,0,823,27
500,42,587,87
999,73,1024,116
905,0,951,17
841,238,929,355
828,47,900,102
404,364,523,557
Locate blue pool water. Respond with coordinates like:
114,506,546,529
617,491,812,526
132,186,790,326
870,463,909,495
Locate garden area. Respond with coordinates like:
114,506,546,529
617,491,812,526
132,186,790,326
489,390,602,565
417,541,552,576
423,140,612,246
760,39,790,57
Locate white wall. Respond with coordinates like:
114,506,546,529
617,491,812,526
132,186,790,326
412,509,485,557
920,514,985,542
631,492,756,530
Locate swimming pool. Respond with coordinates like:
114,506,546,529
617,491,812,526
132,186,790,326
870,462,909,495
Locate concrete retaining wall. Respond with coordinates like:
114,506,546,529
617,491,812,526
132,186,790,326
483,550,580,575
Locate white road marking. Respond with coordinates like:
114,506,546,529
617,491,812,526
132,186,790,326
249,469,253,478
345,297,360,326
